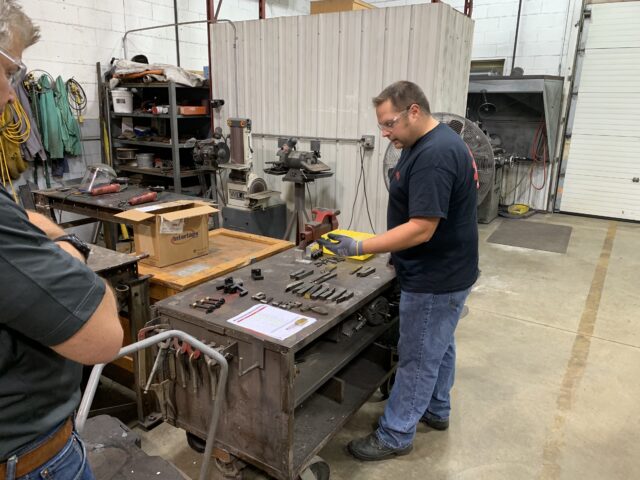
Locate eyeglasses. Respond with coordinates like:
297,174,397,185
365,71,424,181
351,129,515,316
0,47,27,90
377,107,412,132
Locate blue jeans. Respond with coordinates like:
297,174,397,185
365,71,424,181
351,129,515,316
377,287,471,449
4,423,94,480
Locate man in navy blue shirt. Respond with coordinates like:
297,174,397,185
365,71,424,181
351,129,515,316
319,81,478,461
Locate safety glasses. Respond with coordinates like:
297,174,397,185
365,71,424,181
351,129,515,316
377,106,412,132
0,47,27,90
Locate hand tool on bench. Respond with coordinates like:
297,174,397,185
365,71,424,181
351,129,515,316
356,266,376,277
336,290,354,304
311,284,331,300
285,280,304,292
328,287,347,301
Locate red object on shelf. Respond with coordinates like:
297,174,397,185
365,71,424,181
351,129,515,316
178,106,207,115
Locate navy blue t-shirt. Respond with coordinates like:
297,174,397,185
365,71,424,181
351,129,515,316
387,122,479,293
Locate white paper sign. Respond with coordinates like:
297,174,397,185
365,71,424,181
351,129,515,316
160,218,184,234
227,304,317,340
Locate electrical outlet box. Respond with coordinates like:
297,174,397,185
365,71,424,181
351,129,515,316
361,135,375,150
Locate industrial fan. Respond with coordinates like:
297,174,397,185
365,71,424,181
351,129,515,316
382,112,500,223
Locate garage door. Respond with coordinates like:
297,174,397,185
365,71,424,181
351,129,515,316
560,1,640,220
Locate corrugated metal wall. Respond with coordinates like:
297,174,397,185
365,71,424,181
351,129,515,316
210,3,474,234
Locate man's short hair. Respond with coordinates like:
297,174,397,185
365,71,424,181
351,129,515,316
0,0,40,51
372,81,431,115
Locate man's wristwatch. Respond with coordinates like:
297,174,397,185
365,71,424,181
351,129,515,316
54,234,91,261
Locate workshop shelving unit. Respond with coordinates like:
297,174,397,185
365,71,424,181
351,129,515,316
107,81,210,194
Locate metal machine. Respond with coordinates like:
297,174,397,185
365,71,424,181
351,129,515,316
193,119,286,238
265,138,336,244
467,76,563,213
149,248,399,480
223,118,276,210
192,128,231,172
433,112,500,223
193,119,277,210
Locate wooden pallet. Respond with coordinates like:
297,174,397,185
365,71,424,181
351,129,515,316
139,228,293,301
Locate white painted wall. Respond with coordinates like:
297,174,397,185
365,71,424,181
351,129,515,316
20,0,309,120
16,0,309,175
367,0,583,76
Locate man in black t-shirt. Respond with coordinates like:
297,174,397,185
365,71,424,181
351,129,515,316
0,3,123,479
319,81,478,461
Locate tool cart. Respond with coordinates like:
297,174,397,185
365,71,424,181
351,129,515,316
149,248,399,479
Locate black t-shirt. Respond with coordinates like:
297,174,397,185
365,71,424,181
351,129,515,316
0,187,105,460
387,122,479,293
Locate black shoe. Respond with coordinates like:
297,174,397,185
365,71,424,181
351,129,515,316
420,415,449,431
347,433,412,461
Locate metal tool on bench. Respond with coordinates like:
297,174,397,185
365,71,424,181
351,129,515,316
314,255,345,266
356,266,376,277
290,281,308,293
191,302,214,314
350,265,363,275
308,283,326,296
310,284,331,300
285,280,304,292
318,287,336,300
295,283,316,296
298,208,340,249
251,268,264,280
193,297,225,312
216,276,248,296
310,305,328,315
328,287,347,301
289,268,314,280
335,290,354,304
203,296,225,305
310,270,337,284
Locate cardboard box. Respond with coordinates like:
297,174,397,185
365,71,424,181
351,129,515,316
310,0,375,14
115,200,218,267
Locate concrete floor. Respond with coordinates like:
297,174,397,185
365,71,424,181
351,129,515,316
137,213,640,480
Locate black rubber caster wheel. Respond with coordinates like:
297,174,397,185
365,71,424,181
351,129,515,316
298,456,330,480
186,431,206,453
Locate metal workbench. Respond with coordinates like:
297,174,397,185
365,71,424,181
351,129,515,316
33,187,215,249
151,249,399,480
87,245,153,424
